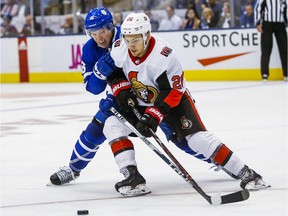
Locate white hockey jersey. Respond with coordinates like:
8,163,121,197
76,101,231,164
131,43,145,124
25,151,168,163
110,35,186,108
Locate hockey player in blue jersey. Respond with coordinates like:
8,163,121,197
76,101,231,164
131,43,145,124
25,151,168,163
49,7,151,196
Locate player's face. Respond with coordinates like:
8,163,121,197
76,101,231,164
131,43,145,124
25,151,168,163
90,27,113,48
123,34,146,57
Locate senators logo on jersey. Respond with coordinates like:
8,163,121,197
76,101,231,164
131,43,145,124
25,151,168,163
128,71,158,103
160,46,173,57
114,39,121,47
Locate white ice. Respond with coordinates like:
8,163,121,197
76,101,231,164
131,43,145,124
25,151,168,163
1,81,287,216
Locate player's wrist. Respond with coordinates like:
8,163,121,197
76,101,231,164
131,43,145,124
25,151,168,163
145,107,164,124
111,80,131,96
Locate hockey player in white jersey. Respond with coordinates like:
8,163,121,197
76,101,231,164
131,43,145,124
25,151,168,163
49,7,150,197
102,12,270,191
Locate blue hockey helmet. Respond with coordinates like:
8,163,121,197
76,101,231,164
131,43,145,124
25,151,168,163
84,7,113,33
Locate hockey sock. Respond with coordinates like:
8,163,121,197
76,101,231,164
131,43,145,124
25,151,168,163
211,143,245,177
110,138,137,173
69,121,106,172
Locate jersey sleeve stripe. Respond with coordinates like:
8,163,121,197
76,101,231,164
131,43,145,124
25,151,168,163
163,89,183,108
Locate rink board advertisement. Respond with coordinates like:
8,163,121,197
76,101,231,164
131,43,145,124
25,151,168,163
0,28,285,83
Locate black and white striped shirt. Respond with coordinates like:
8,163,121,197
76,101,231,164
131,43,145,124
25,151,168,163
255,0,287,25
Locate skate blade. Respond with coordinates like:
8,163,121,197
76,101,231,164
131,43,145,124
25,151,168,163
46,182,54,186
118,184,151,197
245,179,271,191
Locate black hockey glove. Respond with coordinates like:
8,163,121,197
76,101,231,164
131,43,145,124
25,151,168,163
116,89,138,112
136,107,164,137
111,80,138,112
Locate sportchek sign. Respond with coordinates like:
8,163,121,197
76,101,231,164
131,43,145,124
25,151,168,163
0,28,285,82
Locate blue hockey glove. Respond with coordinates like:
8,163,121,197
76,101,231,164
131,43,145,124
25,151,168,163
95,52,116,77
99,94,115,117
136,107,164,137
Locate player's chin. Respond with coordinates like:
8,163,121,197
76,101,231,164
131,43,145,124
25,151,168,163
98,41,109,49
130,50,139,57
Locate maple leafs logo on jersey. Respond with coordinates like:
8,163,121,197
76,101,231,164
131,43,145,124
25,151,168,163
160,46,173,57
128,71,158,103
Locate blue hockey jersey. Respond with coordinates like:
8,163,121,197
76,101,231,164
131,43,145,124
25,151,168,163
81,26,121,95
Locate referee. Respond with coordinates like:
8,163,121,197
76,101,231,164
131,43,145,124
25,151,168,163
255,0,287,81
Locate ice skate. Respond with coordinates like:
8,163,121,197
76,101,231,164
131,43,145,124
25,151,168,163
49,166,80,185
115,166,151,197
239,166,270,191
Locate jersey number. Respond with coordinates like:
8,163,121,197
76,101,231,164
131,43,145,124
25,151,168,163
172,73,184,90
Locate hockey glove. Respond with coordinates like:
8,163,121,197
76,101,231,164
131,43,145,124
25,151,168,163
99,94,115,117
116,89,138,112
111,80,138,112
94,53,116,79
136,107,164,137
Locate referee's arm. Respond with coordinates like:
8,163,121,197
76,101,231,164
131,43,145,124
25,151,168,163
254,0,265,32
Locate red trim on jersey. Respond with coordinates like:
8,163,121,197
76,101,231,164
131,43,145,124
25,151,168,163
163,89,183,108
111,80,131,96
213,144,233,166
110,139,134,156
128,36,156,65
184,91,206,130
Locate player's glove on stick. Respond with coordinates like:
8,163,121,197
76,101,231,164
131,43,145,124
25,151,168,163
136,107,164,137
94,52,116,79
111,80,138,112
99,94,115,117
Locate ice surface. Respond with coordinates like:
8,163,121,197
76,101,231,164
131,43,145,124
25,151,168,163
1,82,287,216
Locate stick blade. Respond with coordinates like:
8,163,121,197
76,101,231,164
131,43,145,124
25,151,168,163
220,189,250,204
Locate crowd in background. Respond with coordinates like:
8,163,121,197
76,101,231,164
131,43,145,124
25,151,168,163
1,0,257,37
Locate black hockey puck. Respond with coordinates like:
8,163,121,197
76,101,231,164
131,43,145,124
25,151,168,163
77,210,89,215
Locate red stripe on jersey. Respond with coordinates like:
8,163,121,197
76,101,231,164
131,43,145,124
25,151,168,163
163,89,183,108
184,91,206,130
110,139,134,156
212,144,233,166
111,80,131,96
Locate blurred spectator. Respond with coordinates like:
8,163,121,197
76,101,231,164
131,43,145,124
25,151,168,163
180,7,201,29
200,7,217,28
1,0,19,20
58,14,73,34
217,2,240,28
240,0,256,16
206,0,222,26
0,0,7,9
176,0,189,9
21,14,41,36
21,14,55,36
10,0,30,34
113,11,123,27
194,0,204,22
155,0,176,9
0,15,17,36
240,4,255,28
158,5,182,31
144,9,159,31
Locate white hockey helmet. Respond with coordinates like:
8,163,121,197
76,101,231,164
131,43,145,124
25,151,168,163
121,12,151,42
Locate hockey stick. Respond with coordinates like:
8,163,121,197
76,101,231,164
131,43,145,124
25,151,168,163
110,107,249,205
